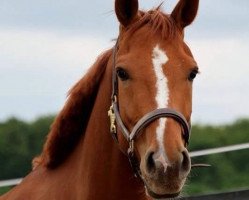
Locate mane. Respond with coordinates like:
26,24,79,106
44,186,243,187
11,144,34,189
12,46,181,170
127,7,179,40
33,49,113,169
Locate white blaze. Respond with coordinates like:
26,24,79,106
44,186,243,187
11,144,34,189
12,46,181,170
152,45,169,166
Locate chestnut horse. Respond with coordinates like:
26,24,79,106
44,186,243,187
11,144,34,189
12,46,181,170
0,0,200,199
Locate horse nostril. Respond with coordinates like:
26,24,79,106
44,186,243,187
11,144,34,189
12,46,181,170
181,150,190,172
145,151,156,173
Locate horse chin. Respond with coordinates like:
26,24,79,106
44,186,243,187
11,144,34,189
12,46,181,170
145,185,181,200
142,175,186,200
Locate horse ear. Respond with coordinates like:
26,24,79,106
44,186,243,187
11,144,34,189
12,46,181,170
171,0,199,29
34,50,112,169
115,0,139,27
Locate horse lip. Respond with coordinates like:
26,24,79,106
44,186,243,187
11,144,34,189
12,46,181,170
145,185,180,199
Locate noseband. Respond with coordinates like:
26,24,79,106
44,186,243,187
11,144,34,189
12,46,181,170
108,41,191,178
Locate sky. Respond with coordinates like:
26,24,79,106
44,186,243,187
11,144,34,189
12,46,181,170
0,0,249,124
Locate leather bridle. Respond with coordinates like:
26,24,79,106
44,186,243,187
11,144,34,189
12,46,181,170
108,40,191,178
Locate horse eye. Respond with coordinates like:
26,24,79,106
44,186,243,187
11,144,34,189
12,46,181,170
188,69,198,81
116,67,129,81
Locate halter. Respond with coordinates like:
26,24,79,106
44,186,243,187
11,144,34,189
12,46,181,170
108,40,191,178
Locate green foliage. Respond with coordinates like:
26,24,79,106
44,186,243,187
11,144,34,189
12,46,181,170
189,119,249,151
0,116,54,180
186,119,249,196
0,116,249,196
0,186,11,195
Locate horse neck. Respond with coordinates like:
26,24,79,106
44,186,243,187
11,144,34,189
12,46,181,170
77,60,145,200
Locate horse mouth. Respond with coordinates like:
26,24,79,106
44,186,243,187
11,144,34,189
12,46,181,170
145,185,180,199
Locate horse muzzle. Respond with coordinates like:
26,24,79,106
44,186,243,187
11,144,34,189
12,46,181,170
140,148,191,199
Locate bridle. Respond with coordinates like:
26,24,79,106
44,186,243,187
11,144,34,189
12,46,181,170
108,40,191,178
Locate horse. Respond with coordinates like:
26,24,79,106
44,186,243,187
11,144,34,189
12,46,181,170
0,0,200,199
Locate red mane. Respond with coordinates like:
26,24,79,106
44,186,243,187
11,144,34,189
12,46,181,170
33,49,112,169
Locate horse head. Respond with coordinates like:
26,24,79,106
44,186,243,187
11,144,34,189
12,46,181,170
112,0,199,198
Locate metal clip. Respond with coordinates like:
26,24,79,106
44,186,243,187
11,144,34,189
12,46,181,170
108,104,116,134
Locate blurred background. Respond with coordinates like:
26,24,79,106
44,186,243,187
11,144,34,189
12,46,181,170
0,0,249,197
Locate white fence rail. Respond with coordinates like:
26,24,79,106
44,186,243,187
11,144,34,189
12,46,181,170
1,142,249,188
190,142,249,157
0,178,22,188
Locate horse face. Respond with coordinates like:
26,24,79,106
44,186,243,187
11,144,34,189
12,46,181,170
115,0,199,198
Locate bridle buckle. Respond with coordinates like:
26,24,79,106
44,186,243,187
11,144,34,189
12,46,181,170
128,140,134,153
127,140,140,178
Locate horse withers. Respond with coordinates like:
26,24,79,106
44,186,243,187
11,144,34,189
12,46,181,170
1,0,199,199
